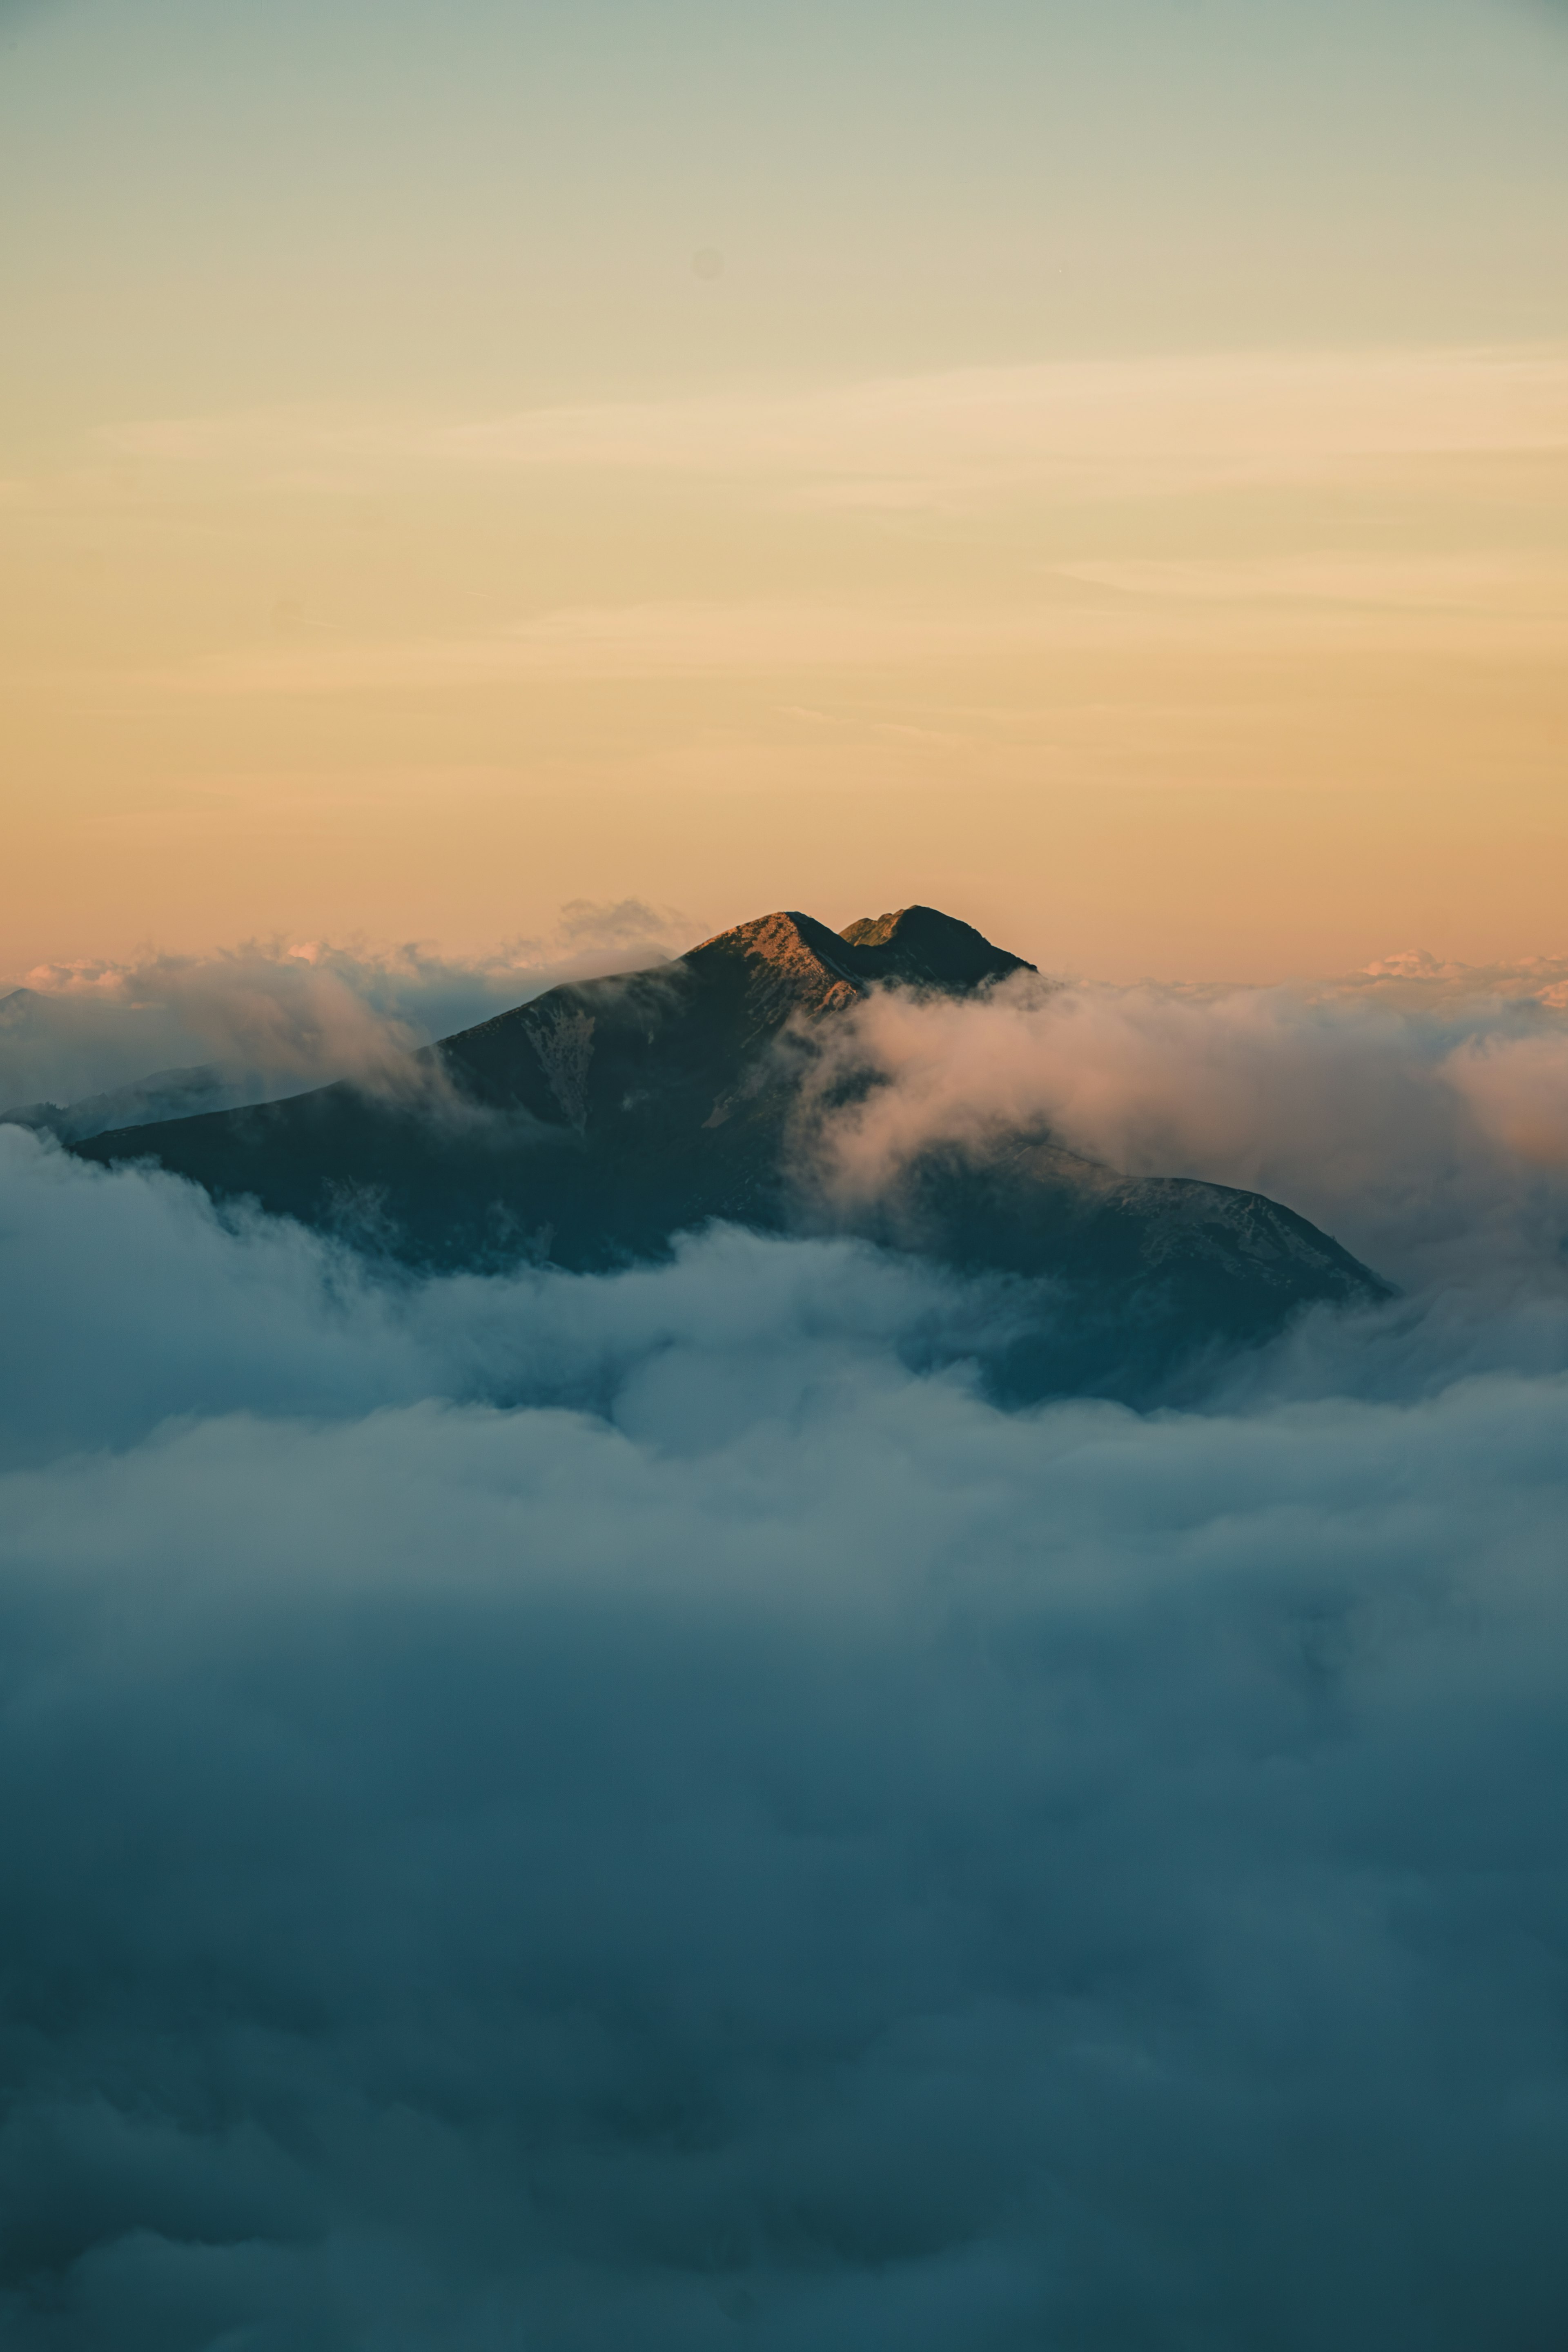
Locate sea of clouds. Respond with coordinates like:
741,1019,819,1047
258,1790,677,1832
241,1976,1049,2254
3,940,1568,2349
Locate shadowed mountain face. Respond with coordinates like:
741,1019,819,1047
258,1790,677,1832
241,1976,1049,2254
68,905,1387,1398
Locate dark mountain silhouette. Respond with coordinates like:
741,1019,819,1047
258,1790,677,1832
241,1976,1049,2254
67,905,1388,1397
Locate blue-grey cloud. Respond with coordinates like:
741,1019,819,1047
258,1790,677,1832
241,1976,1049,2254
4,949,1568,2347
2,1283,1567,2347
0,1126,1002,1463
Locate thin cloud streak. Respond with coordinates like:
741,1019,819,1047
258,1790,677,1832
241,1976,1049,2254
100,344,1568,500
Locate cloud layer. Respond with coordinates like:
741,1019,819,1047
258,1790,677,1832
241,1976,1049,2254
797,962,1568,1305
6,1343,1568,2350
4,952,1568,2348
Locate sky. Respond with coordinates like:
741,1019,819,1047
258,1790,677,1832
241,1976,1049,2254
3,0,1566,979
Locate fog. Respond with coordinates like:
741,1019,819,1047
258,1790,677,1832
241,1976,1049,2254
3,947,1568,2347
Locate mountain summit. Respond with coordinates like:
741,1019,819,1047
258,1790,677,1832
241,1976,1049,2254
67,903,1386,1398
660,904,1033,1031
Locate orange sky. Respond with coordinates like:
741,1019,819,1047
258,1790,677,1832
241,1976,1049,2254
4,0,1566,982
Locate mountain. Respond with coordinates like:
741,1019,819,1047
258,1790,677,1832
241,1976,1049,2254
67,905,1388,1397
2,1063,239,1146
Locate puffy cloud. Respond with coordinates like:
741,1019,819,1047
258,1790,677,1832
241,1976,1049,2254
795,968,1568,1300
5,957,1568,2345
3,1261,1568,2345
0,1126,991,1466
1443,1028,1568,1169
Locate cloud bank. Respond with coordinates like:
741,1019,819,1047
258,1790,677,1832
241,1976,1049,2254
797,962,1568,1305
4,951,1568,2347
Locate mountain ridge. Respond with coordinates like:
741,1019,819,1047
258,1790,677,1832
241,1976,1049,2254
61,902,1387,1398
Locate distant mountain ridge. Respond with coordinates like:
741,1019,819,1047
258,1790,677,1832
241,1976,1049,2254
64,904,1388,1399
1,1064,241,1146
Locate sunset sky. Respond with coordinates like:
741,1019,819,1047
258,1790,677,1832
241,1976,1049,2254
11,14,1568,2339
4,0,1566,978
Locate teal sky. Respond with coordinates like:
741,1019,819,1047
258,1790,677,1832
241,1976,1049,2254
3,0,1566,431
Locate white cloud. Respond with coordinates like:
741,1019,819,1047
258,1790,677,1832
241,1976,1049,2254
793,968,1568,1300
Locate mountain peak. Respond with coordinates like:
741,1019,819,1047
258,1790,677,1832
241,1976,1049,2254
684,911,865,1026
836,906,1035,991
686,903,1032,1017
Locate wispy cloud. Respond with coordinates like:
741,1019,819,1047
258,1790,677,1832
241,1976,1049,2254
97,343,1568,508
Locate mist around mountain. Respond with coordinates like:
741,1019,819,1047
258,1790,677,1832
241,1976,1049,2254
62,904,1386,1402
3,1066,1568,2350
0,906,683,1134
4,913,1568,2350
2,1062,253,1145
